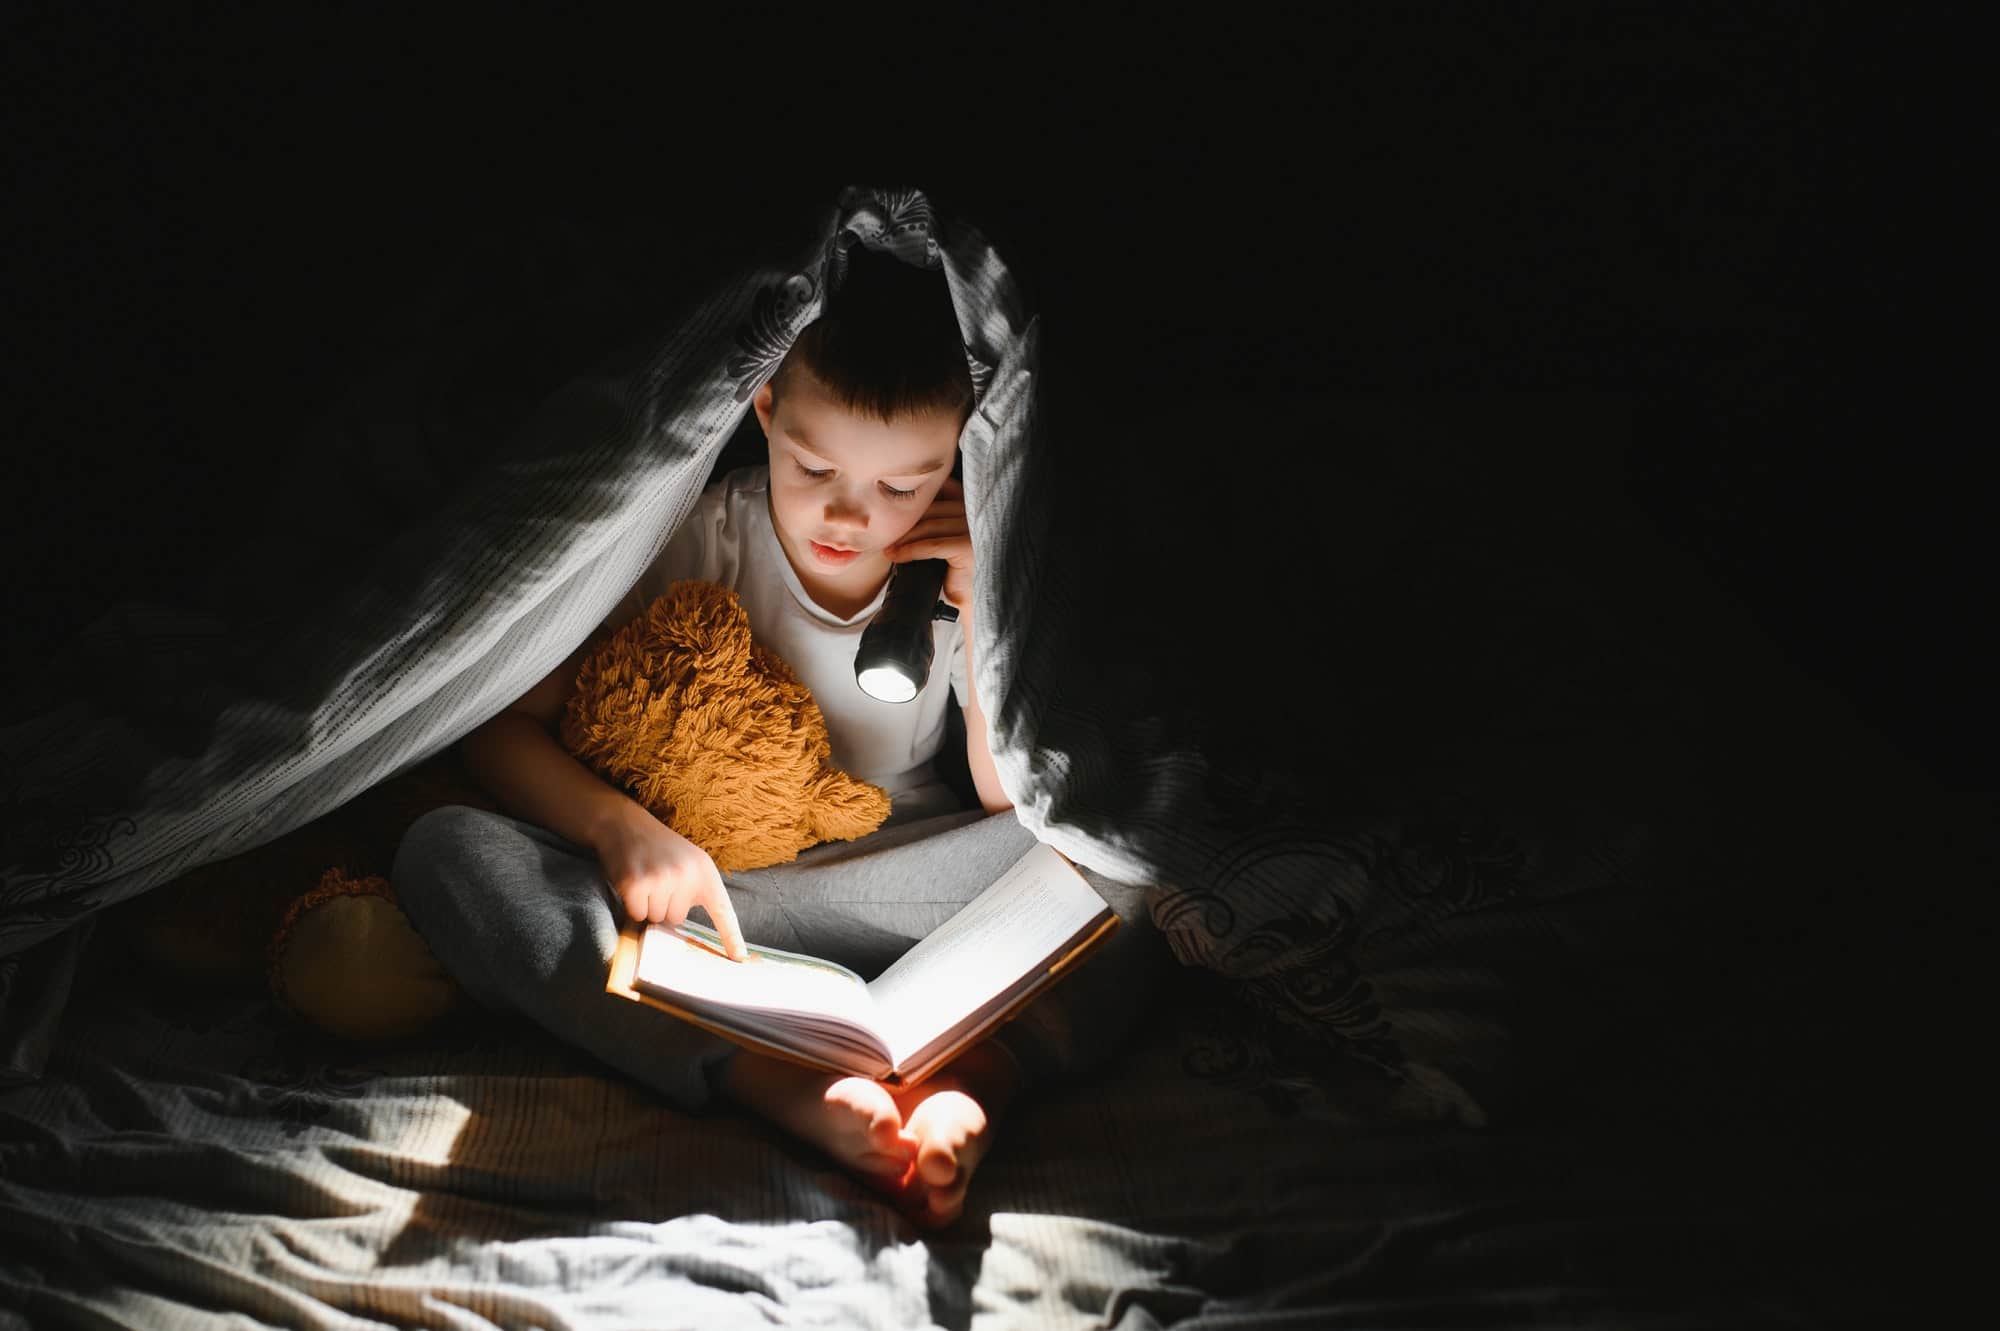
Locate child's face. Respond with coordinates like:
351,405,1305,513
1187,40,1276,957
752,375,961,600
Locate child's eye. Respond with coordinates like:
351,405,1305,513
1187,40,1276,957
793,460,917,500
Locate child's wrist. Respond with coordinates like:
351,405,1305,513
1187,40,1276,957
585,792,649,853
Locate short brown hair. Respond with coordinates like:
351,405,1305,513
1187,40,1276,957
769,243,975,429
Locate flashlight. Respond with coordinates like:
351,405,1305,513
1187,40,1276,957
854,558,959,702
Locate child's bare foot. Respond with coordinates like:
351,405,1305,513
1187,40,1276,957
889,1041,1023,1228
720,1051,915,1187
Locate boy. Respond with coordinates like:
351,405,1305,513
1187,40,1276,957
393,248,1165,1228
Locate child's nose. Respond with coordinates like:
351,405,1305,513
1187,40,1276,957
823,489,870,528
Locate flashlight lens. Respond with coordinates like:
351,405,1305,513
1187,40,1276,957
857,665,919,703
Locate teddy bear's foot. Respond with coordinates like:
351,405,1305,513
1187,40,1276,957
267,870,467,1043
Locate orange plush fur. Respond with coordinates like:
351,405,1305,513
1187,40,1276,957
562,579,891,872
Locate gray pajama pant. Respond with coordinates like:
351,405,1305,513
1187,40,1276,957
390,795,1173,1113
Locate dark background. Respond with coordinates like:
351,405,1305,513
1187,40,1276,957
0,3,1985,794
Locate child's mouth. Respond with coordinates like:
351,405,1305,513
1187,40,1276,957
810,541,860,567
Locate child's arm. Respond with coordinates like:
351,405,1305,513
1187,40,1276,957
957,611,1013,815
883,477,1013,817
458,627,626,846
457,626,749,960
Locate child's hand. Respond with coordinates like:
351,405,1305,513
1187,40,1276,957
594,804,748,961
884,477,975,615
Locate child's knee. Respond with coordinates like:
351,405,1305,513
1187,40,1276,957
391,803,501,902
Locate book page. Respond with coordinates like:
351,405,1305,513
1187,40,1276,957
632,922,881,1034
865,841,1109,1067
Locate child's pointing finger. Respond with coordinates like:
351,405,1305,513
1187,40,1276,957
704,873,749,962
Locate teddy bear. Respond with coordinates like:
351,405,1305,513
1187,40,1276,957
561,577,891,872
107,579,892,1042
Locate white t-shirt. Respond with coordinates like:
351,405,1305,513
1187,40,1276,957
598,465,970,807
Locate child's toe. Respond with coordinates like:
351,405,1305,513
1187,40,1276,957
866,1107,903,1149
854,1147,914,1182
917,1140,959,1188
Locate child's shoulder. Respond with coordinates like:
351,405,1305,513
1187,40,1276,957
709,463,769,500
670,464,770,561
700,464,769,526
678,464,765,523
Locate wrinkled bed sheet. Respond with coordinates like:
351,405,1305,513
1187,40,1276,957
0,940,1886,1331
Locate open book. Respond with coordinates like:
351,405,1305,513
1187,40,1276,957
605,840,1119,1088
